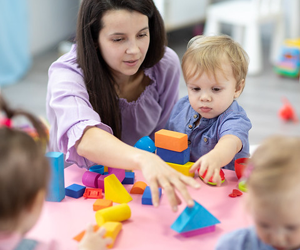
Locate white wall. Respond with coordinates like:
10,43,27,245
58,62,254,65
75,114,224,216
28,0,80,56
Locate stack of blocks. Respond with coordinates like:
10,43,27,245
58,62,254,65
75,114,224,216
155,129,194,177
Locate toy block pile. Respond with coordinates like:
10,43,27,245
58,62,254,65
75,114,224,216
154,129,194,177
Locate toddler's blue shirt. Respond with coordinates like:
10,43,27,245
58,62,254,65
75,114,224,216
165,96,252,170
215,226,300,250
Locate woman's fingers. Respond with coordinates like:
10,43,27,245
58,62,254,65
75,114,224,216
157,175,179,212
148,178,160,207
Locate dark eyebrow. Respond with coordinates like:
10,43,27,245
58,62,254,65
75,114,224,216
110,27,149,36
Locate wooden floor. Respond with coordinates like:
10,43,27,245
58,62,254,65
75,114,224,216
2,26,300,146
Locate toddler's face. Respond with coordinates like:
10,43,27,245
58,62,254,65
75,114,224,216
186,61,243,119
251,194,300,250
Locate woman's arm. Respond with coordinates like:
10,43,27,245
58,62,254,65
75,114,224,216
76,127,201,211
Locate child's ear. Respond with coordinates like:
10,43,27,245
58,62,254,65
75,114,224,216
234,79,245,98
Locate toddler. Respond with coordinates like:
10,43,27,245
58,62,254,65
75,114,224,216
0,94,112,249
215,135,300,250
166,35,252,185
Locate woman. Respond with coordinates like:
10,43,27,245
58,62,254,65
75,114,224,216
46,0,200,211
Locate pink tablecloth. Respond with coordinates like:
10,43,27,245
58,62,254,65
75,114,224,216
27,165,252,249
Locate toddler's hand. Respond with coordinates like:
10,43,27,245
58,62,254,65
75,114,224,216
78,224,112,250
190,150,222,186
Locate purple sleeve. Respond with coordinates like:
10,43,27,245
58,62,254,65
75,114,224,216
149,47,180,137
47,55,113,168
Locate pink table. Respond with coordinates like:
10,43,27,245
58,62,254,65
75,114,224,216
27,165,252,249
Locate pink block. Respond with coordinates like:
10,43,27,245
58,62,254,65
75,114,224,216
108,167,125,182
97,174,111,191
82,171,100,188
180,225,216,237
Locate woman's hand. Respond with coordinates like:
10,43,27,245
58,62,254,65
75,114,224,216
136,151,201,212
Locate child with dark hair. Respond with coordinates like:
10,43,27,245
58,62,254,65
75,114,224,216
0,94,112,249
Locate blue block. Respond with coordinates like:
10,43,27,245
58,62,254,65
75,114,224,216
122,171,135,184
45,152,65,202
65,183,86,198
171,200,220,233
89,165,104,174
142,186,162,205
157,147,190,165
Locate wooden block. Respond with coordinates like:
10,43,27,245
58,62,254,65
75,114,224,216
167,162,195,177
65,183,86,198
95,203,131,226
93,199,113,211
104,174,132,203
45,152,65,202
130,181,147,194
157,147,190,165
171,200,220,234
142,186,162,205
102,222,122,249
122,171,135,185
154,129,188,152
82,171,101,188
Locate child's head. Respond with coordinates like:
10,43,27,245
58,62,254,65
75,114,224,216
246,135,300,250
0,95,50,234
181,35,249,119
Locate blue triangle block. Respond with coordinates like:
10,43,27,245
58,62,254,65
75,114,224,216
171,200,220,233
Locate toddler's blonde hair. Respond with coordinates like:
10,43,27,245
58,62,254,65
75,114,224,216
182,35,249,91
247,135,300,199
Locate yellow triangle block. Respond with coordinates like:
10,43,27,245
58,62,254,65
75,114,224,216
167,162,195,177
102,221,122,249
104,174,132,203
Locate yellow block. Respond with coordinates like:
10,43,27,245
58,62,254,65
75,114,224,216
155,129,188,152
104,174,132,203
95,203,131,226
102,222,122,249
167,161,195,177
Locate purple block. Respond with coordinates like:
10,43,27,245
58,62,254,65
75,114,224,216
180,225,216,237
108,167,125,182
97,174,111,191
82,171,100,188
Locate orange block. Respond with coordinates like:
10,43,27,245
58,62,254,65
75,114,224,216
130,181,147,194
93,199,113,211
155,129,188,152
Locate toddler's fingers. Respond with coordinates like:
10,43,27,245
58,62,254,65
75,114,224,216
212,169,222,186
203,168,214,183
198,164,208,176
95,226,106,237
104,236,113,245
85,224,94,234
189,162,199,173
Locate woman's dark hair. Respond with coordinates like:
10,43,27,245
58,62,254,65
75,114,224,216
0,94,50,229
76,0,167,139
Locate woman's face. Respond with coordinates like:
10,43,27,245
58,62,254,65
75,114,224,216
98,9,150,78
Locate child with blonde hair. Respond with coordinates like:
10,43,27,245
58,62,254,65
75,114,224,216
215,135,300,250
0,94,112,249
166,35,252,185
